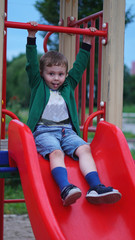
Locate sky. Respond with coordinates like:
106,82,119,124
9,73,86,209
6,0,135,70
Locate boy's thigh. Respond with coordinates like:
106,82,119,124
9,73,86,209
61,128,88,160
33,129,62,159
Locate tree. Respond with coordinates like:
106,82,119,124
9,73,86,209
35,0,103,48
124,65,135,105
34,0,135,107
35,0,135,47
6,54,30,108
6,1,135,110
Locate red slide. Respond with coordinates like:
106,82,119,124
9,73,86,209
8,120,135,240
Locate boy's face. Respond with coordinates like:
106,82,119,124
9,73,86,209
42,65,67,90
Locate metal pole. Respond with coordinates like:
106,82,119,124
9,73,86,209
5,21,107,38
0,0,5,140
0,179,4,240
0,2,6,239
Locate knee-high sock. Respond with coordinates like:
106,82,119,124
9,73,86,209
51,167,70,192
85,171,101,188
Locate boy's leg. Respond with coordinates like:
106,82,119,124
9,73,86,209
75,145,122,204
49,150,82,206
33,126,81,206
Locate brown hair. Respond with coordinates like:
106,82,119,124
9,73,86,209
40,51,68,76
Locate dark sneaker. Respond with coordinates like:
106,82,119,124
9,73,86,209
61,184,82,206
86,184,122,204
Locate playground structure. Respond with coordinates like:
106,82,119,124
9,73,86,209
1,0,135,240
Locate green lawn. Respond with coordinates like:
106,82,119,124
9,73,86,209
123,105,135,113
4,179,27,214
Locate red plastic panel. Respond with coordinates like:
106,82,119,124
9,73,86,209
8,120,135,240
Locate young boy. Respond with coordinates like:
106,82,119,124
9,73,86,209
26,21,121,206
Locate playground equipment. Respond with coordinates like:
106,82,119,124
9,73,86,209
1,0,134,240
6,112,135,240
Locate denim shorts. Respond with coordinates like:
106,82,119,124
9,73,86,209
33,124,88,160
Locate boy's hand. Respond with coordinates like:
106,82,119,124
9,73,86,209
83,27,97,45
27,21,38,38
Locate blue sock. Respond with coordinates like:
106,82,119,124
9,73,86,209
51,167,70,192
85,171,101,188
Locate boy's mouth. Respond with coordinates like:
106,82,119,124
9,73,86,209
52,83,59,89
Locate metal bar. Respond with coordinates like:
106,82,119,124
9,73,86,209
89,20,96,124
83,110,104,141
4,21,107,37
81,22,88,126
74,33,80,112
0,179,4,240
0,167,18,172
2,109,19,120
4,199,25,203
1,5,7,139
81,70,86,125
43,32,53,52
0,151,8,165
97,15,103,123
80,125,96,132
69,11,103,27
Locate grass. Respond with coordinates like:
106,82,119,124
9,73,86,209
4,179,27,214
123,104,135,113
123,132,135,139
131,149,135,160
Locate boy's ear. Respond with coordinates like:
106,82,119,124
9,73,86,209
40,70,42,77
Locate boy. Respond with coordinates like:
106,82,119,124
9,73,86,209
26,21,121,206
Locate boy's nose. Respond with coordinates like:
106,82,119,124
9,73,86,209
55,75,59,80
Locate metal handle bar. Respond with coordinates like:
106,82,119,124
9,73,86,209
83,110,105,142
5,21,107,37
2,109,19,120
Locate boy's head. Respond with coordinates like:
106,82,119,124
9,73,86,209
40,51,68,75
40,51,68,90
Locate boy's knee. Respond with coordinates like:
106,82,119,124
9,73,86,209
75,144,91,156
49,150,65,169
50,149,64,159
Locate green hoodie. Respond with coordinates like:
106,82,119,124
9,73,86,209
26,44,90,135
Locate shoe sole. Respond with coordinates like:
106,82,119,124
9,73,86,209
63,189,82,206
86,191,122,204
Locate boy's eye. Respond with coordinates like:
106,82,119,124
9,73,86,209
59,73,64,76
49,72,54,76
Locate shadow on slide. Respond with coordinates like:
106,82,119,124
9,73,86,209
8,120,135,240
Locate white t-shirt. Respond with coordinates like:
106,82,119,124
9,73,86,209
40,90,69,123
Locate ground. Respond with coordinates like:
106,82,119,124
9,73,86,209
4,215,35,240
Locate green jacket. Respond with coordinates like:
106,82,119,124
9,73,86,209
26,44,90,135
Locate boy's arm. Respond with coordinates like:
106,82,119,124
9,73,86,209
83,26,96,45
67,27,97,90
25,21,41,89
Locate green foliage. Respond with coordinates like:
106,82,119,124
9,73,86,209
34,0,103,49
34,0,135,49
125,5,135,26
6,2,135,112
35,0,60,25
123,65,135,105
78,0,103,19
6,54,30,108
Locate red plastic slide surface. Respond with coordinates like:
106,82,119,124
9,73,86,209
8,120,135,240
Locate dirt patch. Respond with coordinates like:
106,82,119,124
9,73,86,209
4,215,35,240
